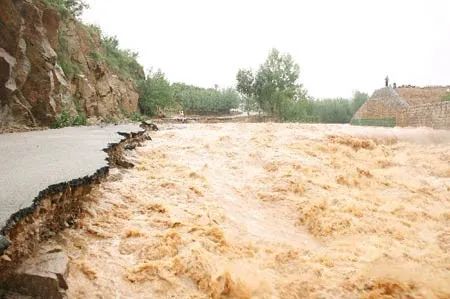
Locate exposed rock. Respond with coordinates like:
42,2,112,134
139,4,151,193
0,236,10,252
0,0,144,128
140,120,159,131
2,251,69,299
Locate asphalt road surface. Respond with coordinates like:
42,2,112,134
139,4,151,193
0,124,142,232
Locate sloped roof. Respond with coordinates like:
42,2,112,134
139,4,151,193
353,87,409,120
396,86,450,105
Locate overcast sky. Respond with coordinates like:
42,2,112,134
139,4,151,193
82,0,450,98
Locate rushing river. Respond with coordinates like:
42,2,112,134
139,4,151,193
41,123,450,298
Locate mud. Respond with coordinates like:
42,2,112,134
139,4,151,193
39,123,450,298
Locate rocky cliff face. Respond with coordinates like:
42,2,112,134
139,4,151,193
0,0,144,128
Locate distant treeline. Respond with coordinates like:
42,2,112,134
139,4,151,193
138,50,367,121
138,71,240,116
280,92,368,123
236,49,368,123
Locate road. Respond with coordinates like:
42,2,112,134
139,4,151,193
0,124,142,233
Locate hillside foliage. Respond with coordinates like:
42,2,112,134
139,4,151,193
42,0,88,18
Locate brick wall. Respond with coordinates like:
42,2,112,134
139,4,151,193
396,101,450,129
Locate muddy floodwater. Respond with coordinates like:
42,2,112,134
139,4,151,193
42,123,450,298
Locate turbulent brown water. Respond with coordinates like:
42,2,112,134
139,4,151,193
42,123,450,298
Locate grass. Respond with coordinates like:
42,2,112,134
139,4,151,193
57,31,81,79
442,92,450,102
351,118,396,127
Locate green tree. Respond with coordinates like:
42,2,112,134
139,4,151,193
175,86,240,115
237,49,306,118
236,69,256,115
351,90,368,112
138,70,173,116
254,49,304,117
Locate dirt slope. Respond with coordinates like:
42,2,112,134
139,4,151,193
40,123,450,298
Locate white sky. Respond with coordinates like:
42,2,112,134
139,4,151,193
82,0,450,98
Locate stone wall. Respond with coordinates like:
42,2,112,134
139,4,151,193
396,101,450,129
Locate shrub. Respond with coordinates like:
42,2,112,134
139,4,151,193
442,92,450,102
129,112,144,122
51,110,87,128
56,31,80,79
101,36,143,81
72,113,87,126
42,0,88,19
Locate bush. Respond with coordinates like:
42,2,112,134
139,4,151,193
129,112,144,122
442,93,450,102
101,36,143,81
51,110,87,128
42,0,88,19
72,113,87,126
279,91,368,124
56,31,80,79
351,118,396,127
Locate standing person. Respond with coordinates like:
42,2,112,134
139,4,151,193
385,76,389,87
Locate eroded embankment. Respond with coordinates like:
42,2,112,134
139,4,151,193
38,123,450,299
0,124,152,284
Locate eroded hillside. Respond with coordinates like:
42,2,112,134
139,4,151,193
0,0,144,128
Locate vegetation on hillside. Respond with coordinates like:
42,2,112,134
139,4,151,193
42,0,88,19
99,35,144,81
45,0,143,83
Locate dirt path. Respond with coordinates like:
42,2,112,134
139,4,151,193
42,123,450,298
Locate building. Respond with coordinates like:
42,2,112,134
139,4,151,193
352,85,450,129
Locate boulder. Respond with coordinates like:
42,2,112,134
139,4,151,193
2,250,69,299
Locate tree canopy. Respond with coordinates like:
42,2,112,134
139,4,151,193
236,49,307,117
236,49,368,123
138,70,173,116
